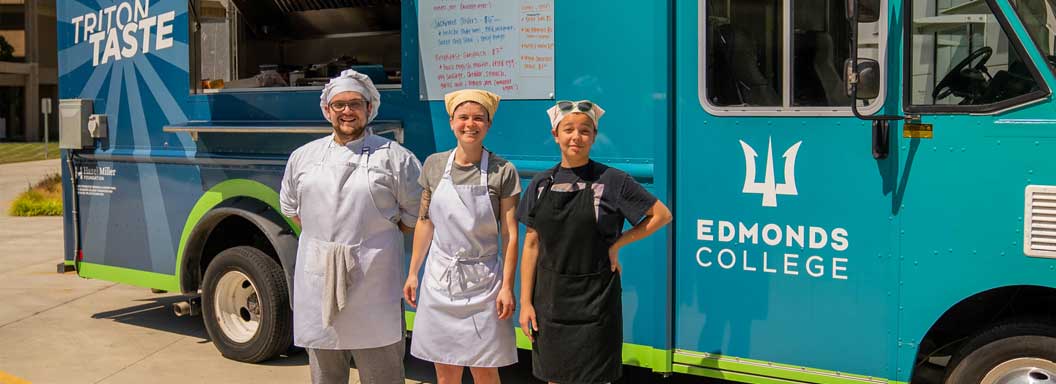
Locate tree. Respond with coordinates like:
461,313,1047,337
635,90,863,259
0,35,14,61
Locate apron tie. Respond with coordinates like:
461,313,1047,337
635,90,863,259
322,241,359,327
439,248,495,299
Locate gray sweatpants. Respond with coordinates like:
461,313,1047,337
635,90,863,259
308,338,406,384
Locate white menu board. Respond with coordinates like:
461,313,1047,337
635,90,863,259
418,0,555,100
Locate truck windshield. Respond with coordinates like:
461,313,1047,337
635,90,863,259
907,0,1040,107
1011,0,1056,75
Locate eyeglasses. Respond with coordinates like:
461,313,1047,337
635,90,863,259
556,100,594,113
329,100,368,112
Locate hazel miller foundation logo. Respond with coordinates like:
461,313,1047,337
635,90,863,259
76,165,116,181
740,137,802,207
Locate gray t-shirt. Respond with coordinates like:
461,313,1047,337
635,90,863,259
418,149,521,223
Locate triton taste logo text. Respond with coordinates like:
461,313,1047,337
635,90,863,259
68,0,177,67
740,137,802,207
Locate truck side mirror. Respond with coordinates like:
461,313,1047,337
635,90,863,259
845,59,880,100
846,0,881,23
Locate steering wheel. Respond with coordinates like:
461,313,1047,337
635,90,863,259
932,46,993,101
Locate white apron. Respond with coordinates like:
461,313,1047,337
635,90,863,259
293,137,404,350
410,149,517,367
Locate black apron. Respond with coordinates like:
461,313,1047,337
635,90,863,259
530,166,622,384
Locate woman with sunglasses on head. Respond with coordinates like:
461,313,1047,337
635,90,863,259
517,100,672,384
403,89,521,384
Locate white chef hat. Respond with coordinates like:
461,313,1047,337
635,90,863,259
546,100,605,130
319,69,381,123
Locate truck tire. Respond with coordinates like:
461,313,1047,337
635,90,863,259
201,246,293,363
945,321,1056,384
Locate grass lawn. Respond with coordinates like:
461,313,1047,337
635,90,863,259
0,142,61,165
9,173,63,216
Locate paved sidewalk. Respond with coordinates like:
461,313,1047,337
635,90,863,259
0,159,61,209
0,159,66,314
0,159,316,383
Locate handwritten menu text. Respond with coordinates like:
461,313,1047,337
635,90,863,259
419,0,555,100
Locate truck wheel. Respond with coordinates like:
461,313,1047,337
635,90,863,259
201,246,292,363
945,321,1056,384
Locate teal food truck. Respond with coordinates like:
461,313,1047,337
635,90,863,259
56,0,1056,382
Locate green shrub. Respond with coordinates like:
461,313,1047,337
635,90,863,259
8,174,63,216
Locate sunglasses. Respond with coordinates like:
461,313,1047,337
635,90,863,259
329,99,369,112
556,100,594,113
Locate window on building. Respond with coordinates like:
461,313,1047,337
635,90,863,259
703,0,881,111
0,0,26,60
193,0,401,93
907,0,1042,108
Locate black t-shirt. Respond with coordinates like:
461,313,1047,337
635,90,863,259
516,160,658,245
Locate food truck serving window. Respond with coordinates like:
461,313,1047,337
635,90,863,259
191,0,401,93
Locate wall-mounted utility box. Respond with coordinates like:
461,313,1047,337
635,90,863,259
59,99,94,149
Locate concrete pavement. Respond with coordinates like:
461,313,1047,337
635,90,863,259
0,159,61,211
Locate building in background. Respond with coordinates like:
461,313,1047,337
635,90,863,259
0,0,56,142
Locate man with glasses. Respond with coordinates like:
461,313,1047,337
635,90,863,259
280,69,422,384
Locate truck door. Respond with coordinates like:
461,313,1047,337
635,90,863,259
896,0,1055,377
673,0,899,381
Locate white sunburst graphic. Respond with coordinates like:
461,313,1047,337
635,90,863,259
58,0,196,270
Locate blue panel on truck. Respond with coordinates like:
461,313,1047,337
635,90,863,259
673,0,899,380
58,0,198,277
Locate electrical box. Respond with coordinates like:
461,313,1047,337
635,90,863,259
59,99,94,149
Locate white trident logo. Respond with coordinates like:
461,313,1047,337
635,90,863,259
739,137,802,207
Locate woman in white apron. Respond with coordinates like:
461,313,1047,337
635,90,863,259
403,89,520,383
